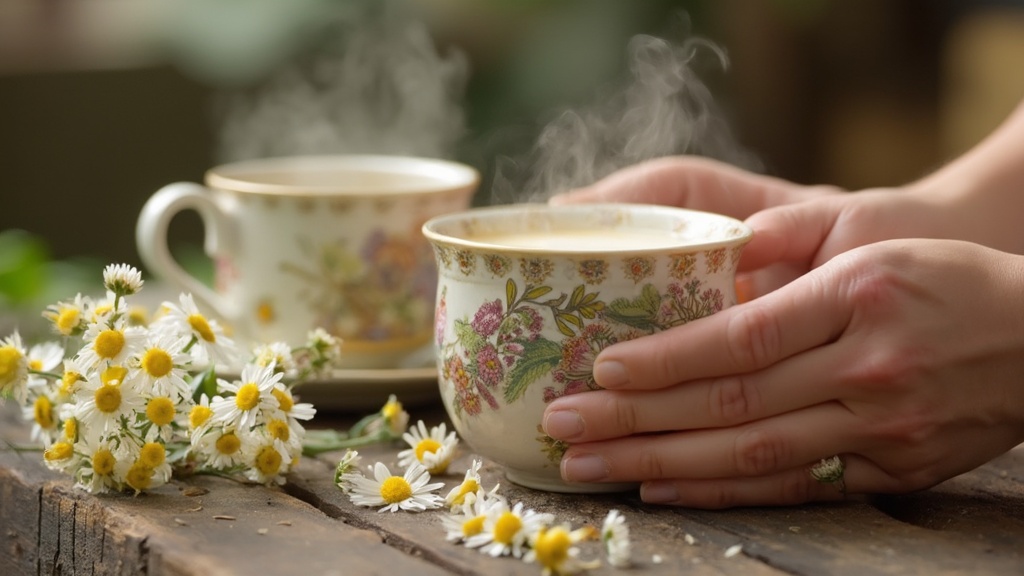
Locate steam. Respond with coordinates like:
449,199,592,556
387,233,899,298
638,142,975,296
492,31,760,204
214,6,468,162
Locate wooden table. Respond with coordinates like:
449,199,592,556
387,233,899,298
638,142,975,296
2,400,1023,575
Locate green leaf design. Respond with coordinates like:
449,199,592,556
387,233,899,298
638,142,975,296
454,318,487,355
503,338,562,403
569,284,585,307
506,278,517,309
523,285,554,301
604,284,662,328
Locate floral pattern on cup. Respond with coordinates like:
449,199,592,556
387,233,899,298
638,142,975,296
281,230,436,342
437,260,728,464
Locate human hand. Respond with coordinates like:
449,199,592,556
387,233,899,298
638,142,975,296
541,239,1024,508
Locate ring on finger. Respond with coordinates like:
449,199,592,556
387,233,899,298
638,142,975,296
810,455,846,495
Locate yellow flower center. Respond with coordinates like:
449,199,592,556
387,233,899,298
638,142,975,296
125,461,153,491
215,432,241,455
268,419,290,442
128,306,148,326
235,383,260,411
63,417,78,441
44,441,73,462
0,346,23,382
94,329,125,360
189,405,212,430
271,388,293,412
94,384,122,413
139,442,166,468
463,515,486,538
533,527,571,569
415,438,442,462
146,397,175,426
93,304,113,318
493,511,523,545
28,359,43,371
101,365,127,386
254,445,282,475
382,399,402,420
141,348,173,378
92,448,115,476
60,371,81,396
380,476,413,504
188,314,216,342
56,308,80,335
33,395,55,429
450,479,479,507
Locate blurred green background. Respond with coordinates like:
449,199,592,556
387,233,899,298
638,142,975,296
2,0,1024,338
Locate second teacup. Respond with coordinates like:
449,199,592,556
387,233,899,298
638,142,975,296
136,154,479,369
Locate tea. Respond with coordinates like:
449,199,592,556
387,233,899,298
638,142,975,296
468,228,696,251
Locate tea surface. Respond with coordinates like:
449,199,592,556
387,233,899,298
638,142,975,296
468,229,696,250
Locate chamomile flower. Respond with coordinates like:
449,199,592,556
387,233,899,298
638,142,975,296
445,459,501,511
441,489,504,543
117,439,172,494
365,394,409,437
264,415,303,455
187,393,215,438
243,433,293,485
253,342,296,375
74,373,146,436
525,524,601,576
42,439,79,473
0,332,29,403
155,293,237,366
42,293,92,337
601,509,632,568
306,328,341,368
55,357,89,402
270,383,316,423
344,461,445,513
131,333,191,398
75,433,124,494
25,341,65,380
465,500,555,559
142,393,187,442
211,362,283,430
103,263,144,297
334,449,362,489
398,420,458,475
193,425,249,470
22,391,60,443
76,319,146,372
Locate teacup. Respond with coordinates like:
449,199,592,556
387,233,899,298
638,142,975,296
422,203,753,492
136,154,478,369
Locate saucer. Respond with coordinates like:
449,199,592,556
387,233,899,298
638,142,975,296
293,366,439,412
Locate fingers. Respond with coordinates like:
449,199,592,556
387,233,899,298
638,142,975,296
638,453,886,509
589,267,851,391
549,156,807,220
543,341,844,442
558,402,860,483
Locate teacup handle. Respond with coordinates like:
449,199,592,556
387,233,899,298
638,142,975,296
135,182,239,324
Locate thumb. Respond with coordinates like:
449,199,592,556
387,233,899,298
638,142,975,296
739,200,840,272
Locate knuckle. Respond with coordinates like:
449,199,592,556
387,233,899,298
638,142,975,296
726,304,782,371
699,484,741,510
734,428,789,476
636,447,667,480
708,376,761,424
609,393,640,435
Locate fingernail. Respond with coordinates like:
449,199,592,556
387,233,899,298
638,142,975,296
593,360,628,388
641,481,679,504
543,409,584,440
562,453,609,482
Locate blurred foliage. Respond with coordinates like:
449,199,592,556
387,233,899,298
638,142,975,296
0,229,103,340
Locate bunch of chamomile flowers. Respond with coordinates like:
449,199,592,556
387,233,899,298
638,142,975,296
0,264,339,494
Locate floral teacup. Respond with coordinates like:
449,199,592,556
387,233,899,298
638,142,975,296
137,155,478,369
422,203,753,492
